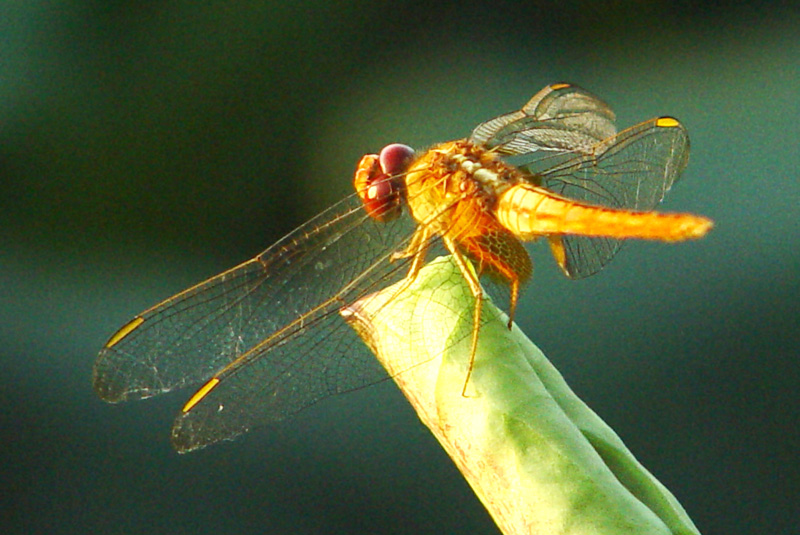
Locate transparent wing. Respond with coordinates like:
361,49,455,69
472,83,690,278
93,191,422,451
536,117,689,278
470,83,617,155
534,117,690,209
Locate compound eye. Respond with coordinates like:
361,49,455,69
379,143,415,176
353,151,406,222
363,173,403,222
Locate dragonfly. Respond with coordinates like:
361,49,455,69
94,83,713,452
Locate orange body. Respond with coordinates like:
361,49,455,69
401,140,533,286
496,182,713,242
392,138,712,290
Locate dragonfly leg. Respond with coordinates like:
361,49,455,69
381,226,432,309
507,275,520,330
443,237,485,397
391,224,428,261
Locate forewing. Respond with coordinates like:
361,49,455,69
470,83,617,155
94,191,419,449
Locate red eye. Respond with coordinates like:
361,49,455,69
353,144,414,222
353,153,399,222
379,143,415,176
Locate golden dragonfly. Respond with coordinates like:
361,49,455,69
94,83,712,452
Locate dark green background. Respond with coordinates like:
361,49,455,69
2,1,797,534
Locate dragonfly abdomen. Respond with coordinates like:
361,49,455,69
496,183,713,242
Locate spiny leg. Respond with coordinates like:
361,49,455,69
391,219,430,261
443,237,485,397
383,226,432,307
507,276,521,330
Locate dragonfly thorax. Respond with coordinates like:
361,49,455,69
403,140,524,235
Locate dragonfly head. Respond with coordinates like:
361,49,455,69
354,143,415,222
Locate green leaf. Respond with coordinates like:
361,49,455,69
343,255,701,535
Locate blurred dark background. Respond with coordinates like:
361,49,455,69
2,1,797,534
